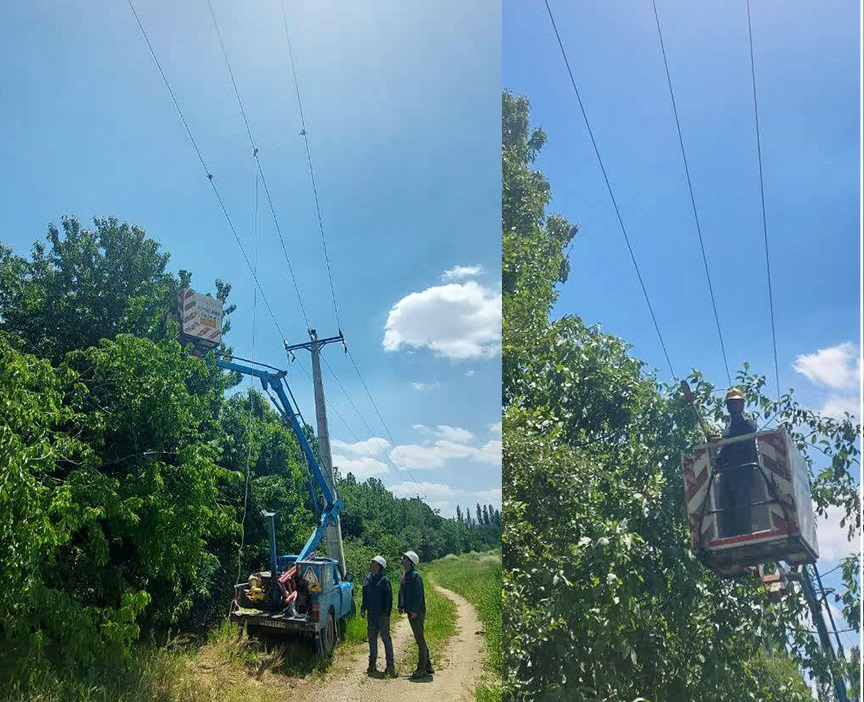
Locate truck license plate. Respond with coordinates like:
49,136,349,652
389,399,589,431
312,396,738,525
260,619,290,629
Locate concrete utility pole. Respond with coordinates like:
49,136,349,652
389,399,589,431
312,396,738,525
286,329,346,575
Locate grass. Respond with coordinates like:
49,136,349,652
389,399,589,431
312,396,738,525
1,621,330,702
427,549,502,701
2,551,500,701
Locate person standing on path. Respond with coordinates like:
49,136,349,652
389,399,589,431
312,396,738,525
361,555,395,677
398,550,433,680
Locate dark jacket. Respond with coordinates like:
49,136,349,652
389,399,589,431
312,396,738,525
718,413,759,471
398,568,425,615
361,572,392,617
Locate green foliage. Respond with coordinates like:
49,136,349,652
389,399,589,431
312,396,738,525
744,652,816,702
429,551,502,701
0,217,174,362
501,91,859,701
0,216,500,696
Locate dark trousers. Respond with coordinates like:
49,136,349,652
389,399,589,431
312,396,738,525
408,613,430,672
367,615,394,667
719,465,754,537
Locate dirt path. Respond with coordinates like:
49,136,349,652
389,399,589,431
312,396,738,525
312,584,485,701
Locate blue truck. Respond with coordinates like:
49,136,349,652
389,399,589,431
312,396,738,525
229,554,354,655
215,357,356,656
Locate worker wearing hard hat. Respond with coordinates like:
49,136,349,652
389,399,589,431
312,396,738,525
714,387,759,537
399,550,433,679
361,555,395,677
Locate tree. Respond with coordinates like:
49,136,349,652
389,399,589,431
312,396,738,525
501,90,859,701
0,216,236,365
456,504,463,523
0,215,503,694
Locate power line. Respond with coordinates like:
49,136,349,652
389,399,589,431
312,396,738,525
320,355,425,494
543,0,676,380
346,349,416,477
129,0,414,505
125,0,285,340
204,0,311,329
277,3,424,500
280,0,342,331
651,0,731,387
291,359,401,490
745,0,782,403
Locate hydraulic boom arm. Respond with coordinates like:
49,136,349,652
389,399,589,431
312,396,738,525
216,358,343,564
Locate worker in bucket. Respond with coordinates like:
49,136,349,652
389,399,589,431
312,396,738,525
360,555,395,677
713,387,759,537
399,550,433,679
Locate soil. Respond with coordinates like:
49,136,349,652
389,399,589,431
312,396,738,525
312,584,486,701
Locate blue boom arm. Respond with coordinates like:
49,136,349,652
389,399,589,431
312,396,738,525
216,358,343,565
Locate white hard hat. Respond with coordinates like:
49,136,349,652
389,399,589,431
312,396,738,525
371,555,387,569
402,551,419,566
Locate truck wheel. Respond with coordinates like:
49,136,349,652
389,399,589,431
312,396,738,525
320,611,337,657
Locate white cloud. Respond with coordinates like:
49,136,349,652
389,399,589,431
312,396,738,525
332,455,388,479
410,381,440,391
331,437,391,457
383,280,501,360
331,437,392,479
442,264,484,282
390,481,461,500
489,421,502,435
393,426,500,470
391,442,473,469
816,505,860,561
475,487,502,504
414,424,475,443
792,342,860,420
392,437,500,470
820,396,859,420
792,342,860,390
464,369,475,377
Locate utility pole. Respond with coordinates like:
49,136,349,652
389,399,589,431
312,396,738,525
285,329,346,575
798,564,848,702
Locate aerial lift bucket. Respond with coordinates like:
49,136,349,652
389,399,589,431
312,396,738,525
682,428,818,576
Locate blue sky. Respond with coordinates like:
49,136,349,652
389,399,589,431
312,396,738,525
504,0,859,650
0,0,502,517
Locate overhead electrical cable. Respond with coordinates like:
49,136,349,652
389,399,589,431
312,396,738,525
278,1,428,498
205,0,310,328
292,359,402,490
651,0,732,387
543,0,677,380
745,0,782,403
128,0,417,506
346,350,417,475
125,0,285,340
280,0,341,331
320,355,425,494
